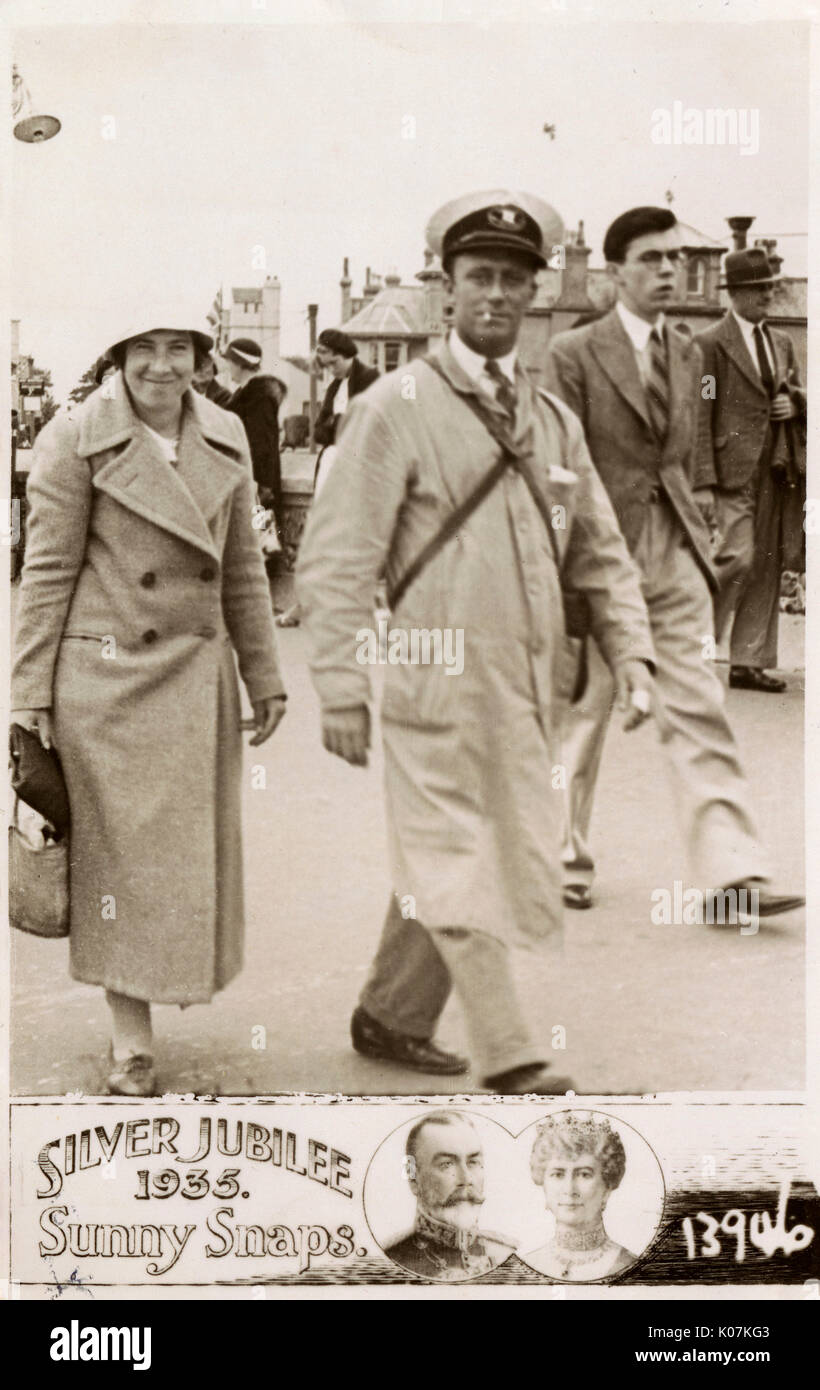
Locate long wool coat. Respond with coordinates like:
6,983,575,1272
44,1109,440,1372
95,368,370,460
12,379,285,1004
296,341,654,947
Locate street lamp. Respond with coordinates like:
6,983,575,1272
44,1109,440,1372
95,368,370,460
12,64,60,143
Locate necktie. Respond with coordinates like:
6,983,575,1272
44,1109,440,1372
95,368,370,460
646,325,669,442
753,324,775,397
483,358,517,428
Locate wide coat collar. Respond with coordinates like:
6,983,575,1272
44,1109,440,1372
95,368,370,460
76,375,246,561
588,307,694,460
713,311,784,398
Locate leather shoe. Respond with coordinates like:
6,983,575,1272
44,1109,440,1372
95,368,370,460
351,1006,469,1075
729,667,786,693
107,1050,156,1097
483,1063,575,1095
563,884,593,910
713,883,805,920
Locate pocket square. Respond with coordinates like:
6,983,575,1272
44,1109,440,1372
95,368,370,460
548,465,578,485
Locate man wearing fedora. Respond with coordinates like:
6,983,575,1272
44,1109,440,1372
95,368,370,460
224,337,287,532
297,189,658,1094
544,206,803,920
696,247,806,692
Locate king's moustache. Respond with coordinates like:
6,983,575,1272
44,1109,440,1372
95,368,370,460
444,1189,484,1206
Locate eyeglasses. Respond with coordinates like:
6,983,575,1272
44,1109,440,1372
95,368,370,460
634,250,685,267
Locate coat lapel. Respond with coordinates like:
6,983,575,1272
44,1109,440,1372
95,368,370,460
589,310,652,430
77,376,245,561
718,313,768,398
766,324,788,392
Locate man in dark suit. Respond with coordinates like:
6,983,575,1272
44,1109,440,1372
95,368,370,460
224,337,287,527
384,1112,515,1281
544,206,802,920
696,248,806,692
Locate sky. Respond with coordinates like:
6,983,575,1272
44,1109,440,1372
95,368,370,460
5,4,811,401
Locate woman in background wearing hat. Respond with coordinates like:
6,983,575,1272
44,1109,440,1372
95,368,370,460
11,319,287,1096
275,328,379,627
223,337,287,541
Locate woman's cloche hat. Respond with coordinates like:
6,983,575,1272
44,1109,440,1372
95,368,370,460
224,337,263,369
105,312,214,360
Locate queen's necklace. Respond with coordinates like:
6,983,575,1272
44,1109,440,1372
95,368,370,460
553,1220,615,1278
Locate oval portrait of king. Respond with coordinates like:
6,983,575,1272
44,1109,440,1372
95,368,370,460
364,1109,518,1283
516,1109,665,1282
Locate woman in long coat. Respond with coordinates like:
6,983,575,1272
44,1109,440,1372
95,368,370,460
11,316,286,1096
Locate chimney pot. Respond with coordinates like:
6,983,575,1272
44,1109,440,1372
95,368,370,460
726,215,755,251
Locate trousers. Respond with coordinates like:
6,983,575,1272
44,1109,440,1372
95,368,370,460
359,896,545,1079
560,494,769,891
713,459,784,671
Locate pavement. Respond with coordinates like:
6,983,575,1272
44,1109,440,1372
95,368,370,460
10,614,805,1098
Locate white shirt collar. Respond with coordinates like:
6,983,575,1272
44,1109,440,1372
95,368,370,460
616,300,665,352
730,309,773,374
731,307,764,346
449,329,517,385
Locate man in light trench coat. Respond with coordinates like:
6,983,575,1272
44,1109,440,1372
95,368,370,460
296,191,656,1094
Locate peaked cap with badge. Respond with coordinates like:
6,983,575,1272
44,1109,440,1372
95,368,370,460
426,189,563,269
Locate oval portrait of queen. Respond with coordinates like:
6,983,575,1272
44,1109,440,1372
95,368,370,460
516,1110,665,1282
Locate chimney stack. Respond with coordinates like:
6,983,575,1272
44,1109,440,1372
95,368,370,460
363,268,381,299
555,220,594,311
726,216,755,251
340,256,352,322
416,251,445,336
754,237,783,276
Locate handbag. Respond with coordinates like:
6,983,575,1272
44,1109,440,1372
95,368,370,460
9,723,71,839
8,795,70,938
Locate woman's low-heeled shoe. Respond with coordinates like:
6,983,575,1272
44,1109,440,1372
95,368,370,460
106,1051,156,1097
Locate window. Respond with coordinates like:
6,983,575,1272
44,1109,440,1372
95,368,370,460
686,256,706,297
384,341,402,373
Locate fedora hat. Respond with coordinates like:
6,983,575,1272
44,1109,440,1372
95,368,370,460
721,247,778,289
426,189,563,270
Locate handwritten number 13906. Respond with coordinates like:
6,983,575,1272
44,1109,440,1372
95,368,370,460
682,1180,814,1261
